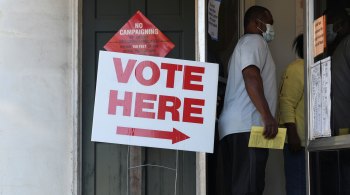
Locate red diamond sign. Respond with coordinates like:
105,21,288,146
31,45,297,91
104,11,175,57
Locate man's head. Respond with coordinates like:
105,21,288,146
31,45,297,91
244,6,274,41
326,7,350,43
325,7,350,54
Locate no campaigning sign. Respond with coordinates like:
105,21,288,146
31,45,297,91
104,11,175,57
91,51,219,153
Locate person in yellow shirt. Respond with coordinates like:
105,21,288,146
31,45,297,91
278,34,305,195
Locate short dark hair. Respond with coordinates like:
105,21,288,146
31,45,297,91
325,7,350,24
244,6,271,29
293,34,304,59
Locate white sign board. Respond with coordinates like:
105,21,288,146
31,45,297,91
91,51,219,153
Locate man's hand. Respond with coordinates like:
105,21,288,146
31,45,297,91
285,123,302,152
262,114,278,139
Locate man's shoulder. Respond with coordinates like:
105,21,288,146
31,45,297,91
338,34,350,47
344,34,350,41
344,34,350,46
238,34,267,49
334,34,350,56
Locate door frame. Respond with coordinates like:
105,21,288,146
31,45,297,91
304,1,313,194
195,0,206,194
72,0,82,194
73,0,208,195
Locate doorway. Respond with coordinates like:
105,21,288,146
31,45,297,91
205,0,240,194
207,1,305,195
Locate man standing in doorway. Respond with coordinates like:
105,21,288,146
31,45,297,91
327,7,350,194
218,6,278,195
327,7,350,136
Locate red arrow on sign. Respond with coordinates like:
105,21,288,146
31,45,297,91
116,126,190,144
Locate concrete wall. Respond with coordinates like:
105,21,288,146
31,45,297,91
0,0,77,194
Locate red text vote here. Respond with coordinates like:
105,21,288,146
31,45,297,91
108,57,206,124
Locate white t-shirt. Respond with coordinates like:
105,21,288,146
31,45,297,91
218,34,277,140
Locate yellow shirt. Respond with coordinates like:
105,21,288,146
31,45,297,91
278,59,305,146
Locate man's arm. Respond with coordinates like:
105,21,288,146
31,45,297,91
242,65,278,139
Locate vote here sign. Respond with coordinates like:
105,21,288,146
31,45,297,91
91,51,219,153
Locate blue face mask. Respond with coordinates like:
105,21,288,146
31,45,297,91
326,24,337,44
257,19,275,42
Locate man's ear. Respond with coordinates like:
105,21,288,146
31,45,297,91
255,19,263,31
253,19,260,28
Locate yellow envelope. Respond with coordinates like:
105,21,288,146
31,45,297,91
248,126,287,149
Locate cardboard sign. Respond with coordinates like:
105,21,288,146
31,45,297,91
91,51,219,153
104,11,175,57
314,15,326,57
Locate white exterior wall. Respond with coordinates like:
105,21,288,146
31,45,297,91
0,0,78,195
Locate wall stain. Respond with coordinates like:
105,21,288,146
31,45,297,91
0,30,26,38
